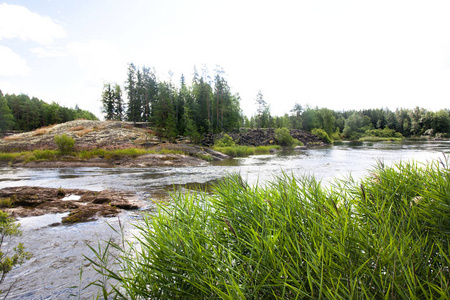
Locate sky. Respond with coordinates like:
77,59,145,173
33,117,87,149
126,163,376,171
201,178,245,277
1,0,450,119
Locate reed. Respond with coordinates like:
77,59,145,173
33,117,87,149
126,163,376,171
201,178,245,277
214,145,281,157
87,155,450,299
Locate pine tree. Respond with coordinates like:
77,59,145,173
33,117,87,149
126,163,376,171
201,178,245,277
255,90,268,128
101,83,115,120
113,84,124,120
152,82,177,141
125,63,140,123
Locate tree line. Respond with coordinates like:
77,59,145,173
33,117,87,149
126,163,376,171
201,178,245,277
103,64,450,141
0,90,97,134
101,64,243,142
245,105,450,139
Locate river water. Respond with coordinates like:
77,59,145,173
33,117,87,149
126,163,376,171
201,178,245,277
0,140,449,299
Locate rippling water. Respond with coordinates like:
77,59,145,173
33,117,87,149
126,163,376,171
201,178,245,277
0,140,448,299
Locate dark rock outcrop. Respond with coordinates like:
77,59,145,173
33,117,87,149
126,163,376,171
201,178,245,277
201,129,325,147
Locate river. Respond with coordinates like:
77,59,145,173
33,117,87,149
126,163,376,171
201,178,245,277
0,140,449,299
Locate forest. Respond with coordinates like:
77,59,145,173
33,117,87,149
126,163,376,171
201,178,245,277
102,63,450,141
0,90,97,134
1,64,449,141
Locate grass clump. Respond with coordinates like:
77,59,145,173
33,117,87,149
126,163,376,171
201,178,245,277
0,152,22,163
87,156,450,299
213,145,255,157
213,145,282,157
255,145,281,154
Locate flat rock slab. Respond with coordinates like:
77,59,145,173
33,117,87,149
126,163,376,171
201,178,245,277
0,186,143,224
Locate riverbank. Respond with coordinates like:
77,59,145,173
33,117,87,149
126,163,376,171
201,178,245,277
0,140,448,299
0,119,234,167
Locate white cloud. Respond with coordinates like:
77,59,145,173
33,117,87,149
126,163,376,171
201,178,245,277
0,46,30,76
0,3,66,44
67,41,127,85
30,46,68,58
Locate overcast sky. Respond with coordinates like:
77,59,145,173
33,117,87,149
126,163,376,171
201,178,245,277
1,0,450,119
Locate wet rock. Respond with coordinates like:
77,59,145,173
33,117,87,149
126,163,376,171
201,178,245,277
0,186,143,223
294,146,308,151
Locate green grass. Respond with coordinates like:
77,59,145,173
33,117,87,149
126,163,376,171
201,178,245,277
213,145,281,157
0,147,206,164
359,136,404,142
87,156,450,299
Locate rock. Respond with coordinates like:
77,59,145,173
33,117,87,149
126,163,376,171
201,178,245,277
202,147,231,160
294,146,308,151
0,186,143,224
201,129,325,147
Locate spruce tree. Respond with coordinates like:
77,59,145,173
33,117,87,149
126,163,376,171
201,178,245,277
101,83,115,120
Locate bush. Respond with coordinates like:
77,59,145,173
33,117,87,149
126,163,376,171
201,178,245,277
311,128,333,144
54,134,75,154
88,157,450,299
274,127,295,147
214,134,235,147
330,127,342,141
0,211,32,294
364,126,403,138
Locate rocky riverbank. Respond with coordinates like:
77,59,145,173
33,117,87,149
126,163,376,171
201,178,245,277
201,128,325,147
0,120,231,167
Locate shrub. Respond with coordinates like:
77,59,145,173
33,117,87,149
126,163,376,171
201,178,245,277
88,157,450,299
311,128,333,144
274,127,295,147
54,134,75,154
0,211,32,294
364,126,403,139
214,134,235,147
330,127,342,141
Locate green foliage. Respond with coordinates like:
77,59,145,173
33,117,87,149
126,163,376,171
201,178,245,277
0,152,22,163
0,95,15,133
4,93,96,132
343,112,373,139
183,107,201,144
364,126,403,138
101,83,124,120
54,134,75,154
0,210,32,293
311,128,333,144
214,145,282,157
255,145,281,154
87,157,450,299
213,145,255,157
274,127,295,147
214,134,235,147
152,82,178,141
330,127,342,141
